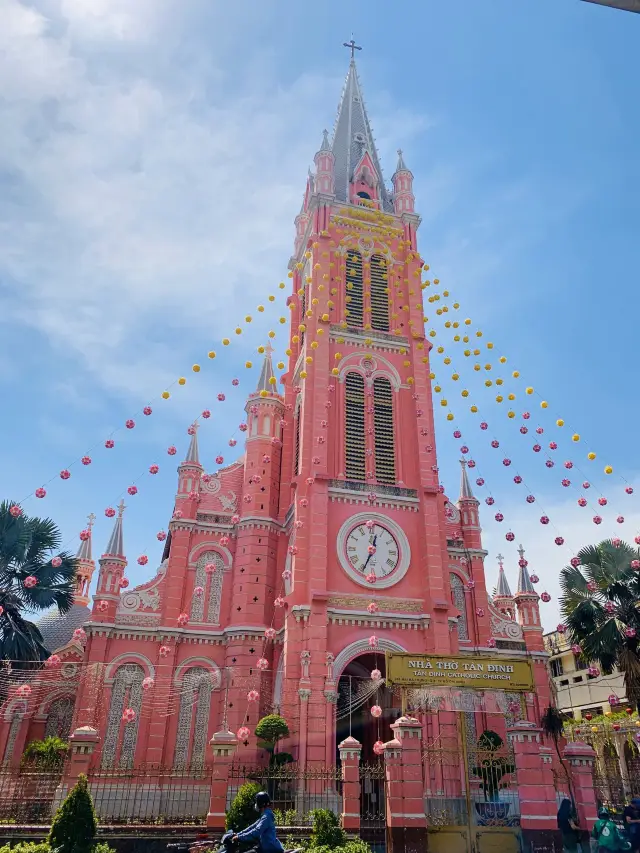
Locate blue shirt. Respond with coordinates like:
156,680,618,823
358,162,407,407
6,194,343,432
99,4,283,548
236,809,284,853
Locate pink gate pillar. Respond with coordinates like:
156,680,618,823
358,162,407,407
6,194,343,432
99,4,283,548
384,716,427,853
507,721,560,850
564,741,598,830
339,736,362,831
67,726,100,783
207,730,237,830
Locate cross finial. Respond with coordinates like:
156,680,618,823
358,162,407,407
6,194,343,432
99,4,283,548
264,341,274,357
87,512,96,530
117,499,126,517
497,553,504,568
343,35,362,60
397,148,403,157
517,544,525,559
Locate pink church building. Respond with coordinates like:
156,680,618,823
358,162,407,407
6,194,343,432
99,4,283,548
0,54,552,806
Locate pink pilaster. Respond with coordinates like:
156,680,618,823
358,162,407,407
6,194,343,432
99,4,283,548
564,741,598,830
207,730,237,830
339,736,362,831
384,716,427,853
508,721,560,848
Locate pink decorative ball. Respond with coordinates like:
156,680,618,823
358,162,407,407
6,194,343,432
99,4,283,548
128,485,138,495
367,602,379,613
73,628,87,642
545,459,553,467
149,464,159,475
265,627,277,640
229,439,237,447
373,740,385,755
571,557,580,568
617,516,625,524
368,635,379,648
137,555,148,566
505,532,515,542
486,497,495,506
514,476,523,484
598,497,607,507
486,638,496,648
257,658,269,671
79,529,90,541
519,558,528,568
45,654,61,669
232,514,241,524
612,537,622,547
467,460,476,469
237,726,251,741
177,613,189,627
549,442,558,450
526,495,535,504
453,430,462,439
370,705,382,718
503,458,511,467
239,423,248,432
632,560,640,570
371,669,382,681
588,666,600,678
122,708,136,723
578,498,587,507
216,456,224,465
167,446,177,455
51,556,62,568
125,419,135,429
274,597,285,608
626,628,637,639
520,426,528,435
35,487,46,499
81,456,91,466
605,601,615,614
23,575,37,588
583,481,591,489
105,439,115,449
288,545,298,556
205,562,217,573
217,394,226,402
143,406,152,416
523,412,531,420
540,516,549,525
564,461,573,470
480,422,488,430
557,623,566,633
193,586,204,597
16,685,32,698
60,470,71,480
593,516,602,525
587,581,598,592
491,440,499,449
247,689,259,702
533,445,542,453
476,478,485,487
105,507,116,518
366,572,376,584
571,644,581,654
466,580,476,589
541,592,551,603
142,677,155,690
119,577,129,588
159,645,171,657
157,531,167,541
460,445,469,455
562,479,570,487
494,513,504,522
173,509,183,519
232,378,240,387
476,608,485,617
282,570,292,581
626,487,634,495
555,537,564,546
529,574,539,584
298,499,309,508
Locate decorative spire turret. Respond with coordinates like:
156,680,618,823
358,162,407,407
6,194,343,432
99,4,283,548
184,423,200,465
514,545,544,648
458,459,476,502
74,513,96,607
104,501,125,558
314,130,335,196
495,554,513,598
255,343,276,395
392,148,415,215
515,544,536,596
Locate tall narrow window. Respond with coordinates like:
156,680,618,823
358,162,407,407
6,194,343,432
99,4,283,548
45,696,74,739
370,254,389,332
294,407,301,476
450,574,469,641
345,251,363,327
345,372,365,481
102,664,144,769
174,667,214,770
373,377,395,484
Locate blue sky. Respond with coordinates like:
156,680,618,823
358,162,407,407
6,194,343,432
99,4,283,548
1,0,639,629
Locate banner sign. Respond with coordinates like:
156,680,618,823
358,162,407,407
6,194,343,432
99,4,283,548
385,652,534,691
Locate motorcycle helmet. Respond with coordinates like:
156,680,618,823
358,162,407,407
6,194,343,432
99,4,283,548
254,792,271,810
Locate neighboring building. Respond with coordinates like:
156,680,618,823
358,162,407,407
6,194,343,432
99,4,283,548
544,629,627,719
0,55,551,783
582,0,640,12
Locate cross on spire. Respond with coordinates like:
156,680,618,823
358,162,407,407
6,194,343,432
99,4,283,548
517,544,525,559
87,512,96,530
343,35,362,60
264,341,274,357
497,553,505,569
117,499,126,517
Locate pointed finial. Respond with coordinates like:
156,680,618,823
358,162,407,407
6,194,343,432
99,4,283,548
516,544,535,595
320,129,330,151
184,423,200,465
459,458,475,501
255,344,276,393
87,512,96,530
117,499,126,518
497,553,504,569
517,544,525,560
495,553,513,598
76,513,96,562
104,501,126,558
265,341,274,357
343,35,362,60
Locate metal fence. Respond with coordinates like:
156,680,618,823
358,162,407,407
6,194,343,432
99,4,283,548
0,766,63,823
227,762,342,826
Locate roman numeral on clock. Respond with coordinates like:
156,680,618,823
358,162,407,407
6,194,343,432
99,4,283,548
386,557,395,567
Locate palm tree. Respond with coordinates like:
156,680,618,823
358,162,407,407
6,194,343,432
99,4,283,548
559,539,640,711
0,501,77,667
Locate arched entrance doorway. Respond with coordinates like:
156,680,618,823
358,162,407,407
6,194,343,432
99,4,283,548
335,652,400,763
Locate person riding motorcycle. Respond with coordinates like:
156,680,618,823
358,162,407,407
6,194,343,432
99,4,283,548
227,792,284,853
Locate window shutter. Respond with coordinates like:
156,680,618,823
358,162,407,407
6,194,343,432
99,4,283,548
345,251,363,327
370,254,389,332
345,372,366,481
373,376,395,484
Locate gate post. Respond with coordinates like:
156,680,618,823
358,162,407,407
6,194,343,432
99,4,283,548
563,741,598,829
384,716,427,853
507,721,560,849
207,729,237,830
338,736,361,831
67,726,100,782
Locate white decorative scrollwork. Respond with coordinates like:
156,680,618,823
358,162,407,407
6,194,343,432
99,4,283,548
444,501,461,524
120,588,160,612
61,663,78,680
490,604,524,640
200,476,222,496
219,492,237,512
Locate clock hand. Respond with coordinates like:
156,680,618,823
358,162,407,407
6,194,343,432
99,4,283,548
362,536,378,573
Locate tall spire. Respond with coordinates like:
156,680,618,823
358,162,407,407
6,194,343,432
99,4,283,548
256,343,275,393
76,513,96,562
331,49,392,211
184,423,200,465
516,544,536,595
495,553,513,598
104,500,125,558
394,148,408,174
319,128,330,152
458,459,475,501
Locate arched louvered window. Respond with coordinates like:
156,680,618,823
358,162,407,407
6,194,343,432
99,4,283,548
373,377,395,484
370,254,389,332
450,574,469,641
345,372,365,481
173,667,214,770
345,251,363,327
102,664,144,769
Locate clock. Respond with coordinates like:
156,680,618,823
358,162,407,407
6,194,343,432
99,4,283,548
337,512,411,590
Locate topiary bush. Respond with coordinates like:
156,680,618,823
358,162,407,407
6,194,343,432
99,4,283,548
226,781,262,832
48,774,98,853
308,809,346,848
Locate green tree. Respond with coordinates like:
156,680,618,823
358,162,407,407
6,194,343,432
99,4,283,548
0,501,77,666
255,714,292,766
22,735,69,769
226,781,262,831
560,539,640,711
48,774,98,853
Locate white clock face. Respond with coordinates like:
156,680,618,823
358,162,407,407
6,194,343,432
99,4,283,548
345,522,400,581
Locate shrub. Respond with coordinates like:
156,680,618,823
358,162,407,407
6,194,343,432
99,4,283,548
226,782,262,832
48,774,98,853
255,715,290,766
308,809,346,848
22,736,69,769
0,845,114,853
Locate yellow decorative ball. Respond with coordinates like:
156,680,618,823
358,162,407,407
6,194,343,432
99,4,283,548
453,302,460,310
292,335,299,343
508,393,515,401
434,385,442,393
556,419,564,427
470,405,478,413
507,411,515,419
512,370,520,379
526,387,533,395
487,342,494,349
258,346,265,354
192,364,200,373
277,361,284,369
298,324,306,333
464,318,471,325
572,434,580,442
285,348,292,356
300,370,307,379
268,376,277,385
499,356,507,364
429,372,436,380
268,330,275,339
222,338,230,346
260,390,268,398
279,282,285,289
178,377,186,386
407,377,414,385
258,305,264,312
446,413,454,421
332,367,339,376
162,391,170,399
235,327,242,335
311,341,319,349
496,395,504,403
322,313,329,322
462,390,469,398
587,452,596,460
245,361,253,368
287,271,293,278
305,356,313,364
208,351,216,359
605,465,613,475
279,317,286,324
541,400,548,408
